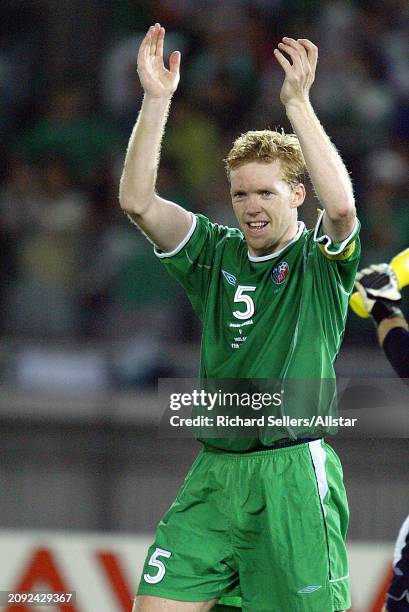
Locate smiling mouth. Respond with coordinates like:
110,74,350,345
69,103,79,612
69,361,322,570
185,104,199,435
246,221,269,232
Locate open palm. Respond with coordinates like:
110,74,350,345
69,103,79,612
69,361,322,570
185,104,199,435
137,23,181,98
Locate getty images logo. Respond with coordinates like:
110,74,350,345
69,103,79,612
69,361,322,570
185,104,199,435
297,585,322,594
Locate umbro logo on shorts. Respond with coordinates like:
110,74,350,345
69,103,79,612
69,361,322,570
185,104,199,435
297,585,322,594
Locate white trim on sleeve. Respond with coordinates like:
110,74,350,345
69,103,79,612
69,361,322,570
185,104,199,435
154,213,197,259
313,209,359,256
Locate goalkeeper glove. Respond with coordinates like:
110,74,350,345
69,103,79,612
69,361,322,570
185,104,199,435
354,263,404,324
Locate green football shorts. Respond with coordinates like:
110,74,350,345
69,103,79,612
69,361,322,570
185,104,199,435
137,439,350,611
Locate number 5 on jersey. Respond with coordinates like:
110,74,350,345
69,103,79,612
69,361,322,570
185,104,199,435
233,285,256,320
143,547,172,584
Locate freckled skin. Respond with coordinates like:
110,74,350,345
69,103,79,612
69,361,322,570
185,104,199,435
230,159,305,257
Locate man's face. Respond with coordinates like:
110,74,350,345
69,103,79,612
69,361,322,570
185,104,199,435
230,159,305,257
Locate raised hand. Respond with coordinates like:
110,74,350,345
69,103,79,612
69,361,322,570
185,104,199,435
273,37,318,107
355,264,402,315
137,23,181,99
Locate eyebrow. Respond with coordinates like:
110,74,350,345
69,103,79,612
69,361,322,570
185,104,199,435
231,188,275,195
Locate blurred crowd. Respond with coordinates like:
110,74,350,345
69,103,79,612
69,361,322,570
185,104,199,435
0,0,408,386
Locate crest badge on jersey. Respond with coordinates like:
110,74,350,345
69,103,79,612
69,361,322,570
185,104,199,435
271,261,289,285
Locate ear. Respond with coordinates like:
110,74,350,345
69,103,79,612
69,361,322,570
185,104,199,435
290,183,306,209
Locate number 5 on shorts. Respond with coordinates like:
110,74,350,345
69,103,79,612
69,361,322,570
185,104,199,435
143,547,172,584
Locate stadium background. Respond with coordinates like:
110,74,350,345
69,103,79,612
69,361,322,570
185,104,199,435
0,1,408,610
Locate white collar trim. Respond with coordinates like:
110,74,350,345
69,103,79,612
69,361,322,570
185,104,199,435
247,222,306,262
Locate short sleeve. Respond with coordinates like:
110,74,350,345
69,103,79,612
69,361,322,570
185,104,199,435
302,211,361,354
154,213,234,319
312,209,361,293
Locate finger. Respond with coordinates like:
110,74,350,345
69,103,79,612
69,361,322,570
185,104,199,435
273,48,292,74
355,281,375,300
141,26,154,63
150,23,161,56
288,38,310,73
359,267,373,276
137,26,153,64
153,23,160,55
356,267,377,280
354,280,364,293
169,50,181,75
297,39,318,54
297,39,318,70
280,38,308,71
282,36,307,53
277,42,303,71
145,28,154,63
371,263,390,274
156,26,165,59
354,281,370,304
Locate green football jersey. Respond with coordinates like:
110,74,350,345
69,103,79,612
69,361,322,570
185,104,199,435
155,210,360,450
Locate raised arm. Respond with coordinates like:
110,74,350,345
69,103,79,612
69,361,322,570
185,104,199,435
119,23,192,251
274,38,356,242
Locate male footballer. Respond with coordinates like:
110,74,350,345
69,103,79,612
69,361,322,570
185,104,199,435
354,262,409,611
120,23,360,612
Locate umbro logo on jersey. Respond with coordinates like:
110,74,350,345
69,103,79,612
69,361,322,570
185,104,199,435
222,270,237,286
297,585,322,594
271,261,289,284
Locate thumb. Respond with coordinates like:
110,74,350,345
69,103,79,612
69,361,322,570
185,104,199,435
354,280,364,295
169,50,181,74
354,279,369,300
